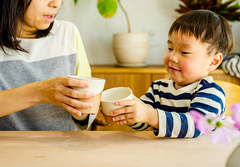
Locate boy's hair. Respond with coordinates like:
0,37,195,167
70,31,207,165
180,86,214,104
169,9,234,58
0,0,53,54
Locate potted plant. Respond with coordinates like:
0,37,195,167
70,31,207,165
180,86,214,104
175,0,240,21
74,0,149,67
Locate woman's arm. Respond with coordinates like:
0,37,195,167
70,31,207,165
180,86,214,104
0,81,40,117
0,76,95,118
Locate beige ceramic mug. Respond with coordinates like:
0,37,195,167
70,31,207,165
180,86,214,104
68,76,105,116
100,87,133,125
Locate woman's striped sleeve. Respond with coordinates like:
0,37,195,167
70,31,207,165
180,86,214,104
222,54,240,78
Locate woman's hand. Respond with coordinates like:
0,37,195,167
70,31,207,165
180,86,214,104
110,96,159,128
37,76,95,116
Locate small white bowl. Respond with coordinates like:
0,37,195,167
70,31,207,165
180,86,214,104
100,87,133,116
68,75,105,95
68,75,105,114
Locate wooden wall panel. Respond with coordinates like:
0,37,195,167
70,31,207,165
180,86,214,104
92,73,151,98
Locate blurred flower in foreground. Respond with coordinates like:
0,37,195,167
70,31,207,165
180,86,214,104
190,108,240,145
189,110,215,136
231,103,240,130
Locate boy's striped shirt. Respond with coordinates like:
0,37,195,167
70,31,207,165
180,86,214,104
128,76,225,138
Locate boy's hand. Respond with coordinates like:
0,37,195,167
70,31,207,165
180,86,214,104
110,96,159,128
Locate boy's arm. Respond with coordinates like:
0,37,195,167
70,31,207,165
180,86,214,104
222,54,240,78
154,83,225,138
128,122,151,131
130,81,225,138
126,83,157,131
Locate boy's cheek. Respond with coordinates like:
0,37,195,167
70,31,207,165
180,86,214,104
163,56,170,70
180,62,192,74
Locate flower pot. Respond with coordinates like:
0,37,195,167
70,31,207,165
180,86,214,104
113,33,149,67
226,144,240,167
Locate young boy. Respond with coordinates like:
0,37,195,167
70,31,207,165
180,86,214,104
109,10,234,138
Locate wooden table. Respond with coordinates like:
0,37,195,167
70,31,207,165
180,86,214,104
0,131,239,167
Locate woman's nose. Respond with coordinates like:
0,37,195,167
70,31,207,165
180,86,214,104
48,0,62,8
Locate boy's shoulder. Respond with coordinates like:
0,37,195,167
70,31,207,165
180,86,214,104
195,77,225,95
151,77,223,93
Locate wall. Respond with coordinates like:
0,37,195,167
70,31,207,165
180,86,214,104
56,0,240,65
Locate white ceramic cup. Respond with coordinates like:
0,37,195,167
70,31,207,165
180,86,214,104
68,76,105,114
100,87,133,116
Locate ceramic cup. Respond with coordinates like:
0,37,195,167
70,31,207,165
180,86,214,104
68,75,105,115
100,87,133,125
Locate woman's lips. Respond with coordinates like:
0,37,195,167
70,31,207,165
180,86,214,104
43,15,54,22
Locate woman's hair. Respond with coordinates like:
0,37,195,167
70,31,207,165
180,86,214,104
0,0,53,53
169,9,234,57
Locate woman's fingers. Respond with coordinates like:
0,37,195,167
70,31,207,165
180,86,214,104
60,85,95,99
62,103,82,116
58,77,96,99
57,93,93,110
61,77,89,89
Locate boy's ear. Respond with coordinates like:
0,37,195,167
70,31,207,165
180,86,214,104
208,52,223,71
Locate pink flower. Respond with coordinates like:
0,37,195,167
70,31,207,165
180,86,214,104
189,110,240,145
189,110,215,136
211,117,239,145
230,103,240,130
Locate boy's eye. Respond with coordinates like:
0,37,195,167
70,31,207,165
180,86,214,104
181,51,190,54
168,48,173,51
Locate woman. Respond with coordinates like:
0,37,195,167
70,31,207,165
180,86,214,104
0,0,96,130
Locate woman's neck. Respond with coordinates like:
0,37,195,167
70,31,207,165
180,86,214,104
16,22,37,39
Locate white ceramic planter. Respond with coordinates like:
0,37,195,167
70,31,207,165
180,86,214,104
226,144,240,167
113,33,149,67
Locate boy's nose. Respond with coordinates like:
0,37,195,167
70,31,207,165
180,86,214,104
169,52,178,63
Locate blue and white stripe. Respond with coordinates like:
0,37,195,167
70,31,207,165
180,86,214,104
128,77,225,138
222,54,240,78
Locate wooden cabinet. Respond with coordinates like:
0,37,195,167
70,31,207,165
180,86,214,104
91,65,240,131
92,65,240,97
92,73,151,99
92,65,167,98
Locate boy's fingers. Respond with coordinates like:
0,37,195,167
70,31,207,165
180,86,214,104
116,99,135,106
113,113,132,122
111,106,131,115
117,118,134,125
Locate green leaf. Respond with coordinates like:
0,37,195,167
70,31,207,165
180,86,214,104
97,0,118,18
175,0,240,21
74,0,78,5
